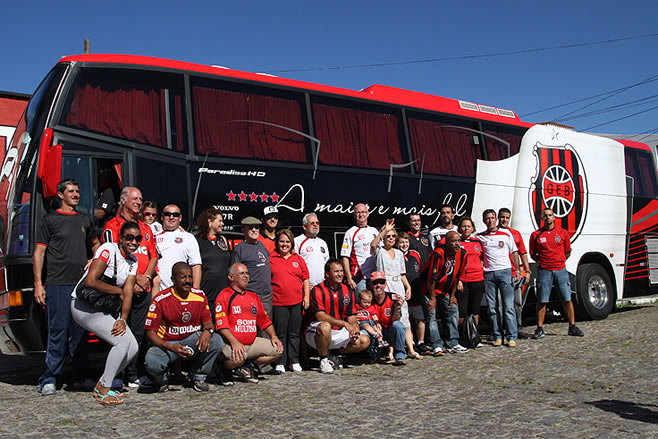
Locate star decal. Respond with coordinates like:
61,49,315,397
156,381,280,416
226,191,236,201
259,192,269,202
270,192,280,202
249,192,259,202
238,191,247,202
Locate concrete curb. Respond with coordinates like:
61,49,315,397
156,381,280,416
616,294,658,306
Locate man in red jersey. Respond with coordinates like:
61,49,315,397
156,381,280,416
102,186,158,387
370,272,406,365
529,209,584,339
215,263,283,384
306,258,369,373
144,263,222,392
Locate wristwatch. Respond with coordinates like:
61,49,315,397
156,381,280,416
203,327,214,334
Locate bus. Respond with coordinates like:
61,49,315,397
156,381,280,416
0,54,656,355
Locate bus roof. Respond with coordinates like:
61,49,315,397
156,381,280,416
58,54,532,128
615,138,654,152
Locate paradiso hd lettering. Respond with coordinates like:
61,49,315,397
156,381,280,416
198,168,266,177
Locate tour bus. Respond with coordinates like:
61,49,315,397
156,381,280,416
0,54,656,355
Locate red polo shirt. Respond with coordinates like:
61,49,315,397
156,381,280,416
529,227,571,271
270,252,310,306
373,293,397,329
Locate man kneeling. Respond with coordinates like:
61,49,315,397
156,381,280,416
305,258,369,373
144,262,223,392
215,263,283,384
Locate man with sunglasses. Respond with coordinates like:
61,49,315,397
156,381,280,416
258,206,279,254
294,213,330,287
370,271,407,366
102,186,158,387
155,204,202,291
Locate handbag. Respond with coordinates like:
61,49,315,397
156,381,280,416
76,251,122,317
459,314,481,349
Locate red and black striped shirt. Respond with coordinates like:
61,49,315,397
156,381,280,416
430,247,467,297
309,281,357,329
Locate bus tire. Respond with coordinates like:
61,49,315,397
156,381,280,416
576,263,614,320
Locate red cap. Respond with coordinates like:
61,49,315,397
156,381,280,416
370,271,386,281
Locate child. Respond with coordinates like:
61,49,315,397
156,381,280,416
356,290,385,361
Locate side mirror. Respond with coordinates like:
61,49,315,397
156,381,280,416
36,128,62,199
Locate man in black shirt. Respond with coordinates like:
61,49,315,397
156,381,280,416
406,214,432,265
34,179,99,396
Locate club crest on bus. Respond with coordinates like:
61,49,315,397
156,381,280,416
529,143,588,242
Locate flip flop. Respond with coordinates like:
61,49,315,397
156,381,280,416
93,388,124,406
407,352,423,360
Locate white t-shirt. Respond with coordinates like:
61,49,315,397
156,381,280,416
294,234,330,287
429,224,459,248
156,229,202,289
376,247,406,297
474,228,518,272
72,242,138,297
340,225,379,280
149,221,163,235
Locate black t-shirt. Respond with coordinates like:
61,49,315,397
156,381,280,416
404,251,423,303
196,235,231,305
36,210,95,285
407,231,432,265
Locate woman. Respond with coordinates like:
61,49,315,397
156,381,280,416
270,229,310,373
457,217,485,327
71,221,140,406
140,201,162,235
195,208,232,306
371,219,420,359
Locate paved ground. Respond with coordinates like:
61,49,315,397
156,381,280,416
1,304,657,438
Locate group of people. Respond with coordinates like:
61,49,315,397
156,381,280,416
34,180,584,406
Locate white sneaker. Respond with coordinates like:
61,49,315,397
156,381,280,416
127,378,141,388
291,363,303,372
319,357,334,374
275,365,286,374
40,383,56,396
432,347,444,357
447,344,469,354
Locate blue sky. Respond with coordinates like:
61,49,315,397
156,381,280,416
3,1,657,135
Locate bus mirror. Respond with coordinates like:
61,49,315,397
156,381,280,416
36,128,53,180
41,143,62,199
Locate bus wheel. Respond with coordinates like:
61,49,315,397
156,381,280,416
576,263,614,320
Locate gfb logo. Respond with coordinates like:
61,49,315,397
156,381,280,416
529,143,588,242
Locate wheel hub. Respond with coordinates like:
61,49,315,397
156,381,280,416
587,275,608,309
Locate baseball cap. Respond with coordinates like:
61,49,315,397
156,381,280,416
241,216,262,225
370,271,386,281
263,206,279,217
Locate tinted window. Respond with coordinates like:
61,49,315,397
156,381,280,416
625,149,658,197
134,157,190,228
481,123,526,160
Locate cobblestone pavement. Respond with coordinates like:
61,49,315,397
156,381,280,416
1,304,657,438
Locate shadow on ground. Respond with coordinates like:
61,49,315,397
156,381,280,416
586,399,658,424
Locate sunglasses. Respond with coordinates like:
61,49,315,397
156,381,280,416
163,212,181,218
385,234,396,238
308,221,320,226
123,234,143,243
265,215,279,220
245,224,260,230
142,212,157,217
372,280,386,285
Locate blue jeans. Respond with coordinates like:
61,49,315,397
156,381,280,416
484,269,518,341
355,278,367,293
144,332,223,383
536,268,572,303
421,295,443,349
382,320,406,360
39,285,88,388
436,295,460,348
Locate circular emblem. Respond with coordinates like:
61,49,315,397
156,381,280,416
258,251,267,263
421,237,429,246
555,235,562,243
181,311,192,323
292,261,299,268
498,241,504,248
250,305,258,316
320,247,326,254
343,296,350,305
149,304,156,312
541,165,575,218
218,239,228,251
175,237,183,244
145,234,150,241
384,308,391,317
215,304,222,313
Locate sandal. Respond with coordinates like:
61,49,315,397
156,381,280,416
93,388,124,406
385,353,394,362
407,352,423,360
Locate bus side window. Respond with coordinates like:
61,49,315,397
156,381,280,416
626,149,658,197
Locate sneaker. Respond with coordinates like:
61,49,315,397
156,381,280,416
274,365,286,375
392,358,406,366
192,380,209,392
327,353,344,369
507,340,517,348
533,326,545,339
40,383,56,396
319,357,334,374
493,339,503,346
447,344,469,354
220,368,234,387
291,363,303,372
476,342,484,348
417,342,431,354
127,378,141,389
432,347,444,357
568,324,584,337
246,365,259,384
234,366,252,383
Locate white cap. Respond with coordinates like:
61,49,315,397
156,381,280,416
263,206,279,217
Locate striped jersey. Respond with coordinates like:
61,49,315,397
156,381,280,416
309,281,357,329
429,247,467,297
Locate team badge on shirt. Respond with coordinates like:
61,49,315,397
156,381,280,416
218,240,228,251
320,247,326,254
258,251,266,262
216,304,222,313
498,241,504,248
149,304,156,312
421,237,429,246
251,305,257,316
182,311,192,323
384,308,391,317
175,237,183,244
292,261,299,268
555,235,562,243
343,296,350,305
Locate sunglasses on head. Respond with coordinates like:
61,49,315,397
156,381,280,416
143,212,157,217
372,280,386,285
123,233,143,243
163,212,181,218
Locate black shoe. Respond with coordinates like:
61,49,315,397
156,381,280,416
533,326,545,339
416,342,431,354
568,324,584,337
193,380,209,392
220,367,234,387
327,353,344,369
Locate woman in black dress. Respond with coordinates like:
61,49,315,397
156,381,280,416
195,208,231,306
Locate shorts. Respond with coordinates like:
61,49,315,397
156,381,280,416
408,303,424,321
221,337,280,360
536,268,571,303
305,321,352,350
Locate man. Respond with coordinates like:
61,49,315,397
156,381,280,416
370,272,407,365
529,208,584,339
230,217,272,317
306,258,370,373
294,212,330,287
498,208,532,333
102,186,158,387
215,263,283,384
155,204,202,290
341,203,378,292
426,231,469,354
429,204,459,249
33,179,100,396
406,213,432,265
475,209,521,347
144,262,222,392
258,206,279,254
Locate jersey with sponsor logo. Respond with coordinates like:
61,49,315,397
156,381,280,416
504,227,527,276
214,287,272,345
474,228,517,272
461,238,485,282
270,252,309,306
145,287,211,342
309,281,357,329
102,216,157,275
373,293,398,329
340,225,378,281
529,227,571,271
429,225,458,249
430,247,467,297
294,234,330,287
407,231,432,265
72,242,138,298
155,229,202,289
